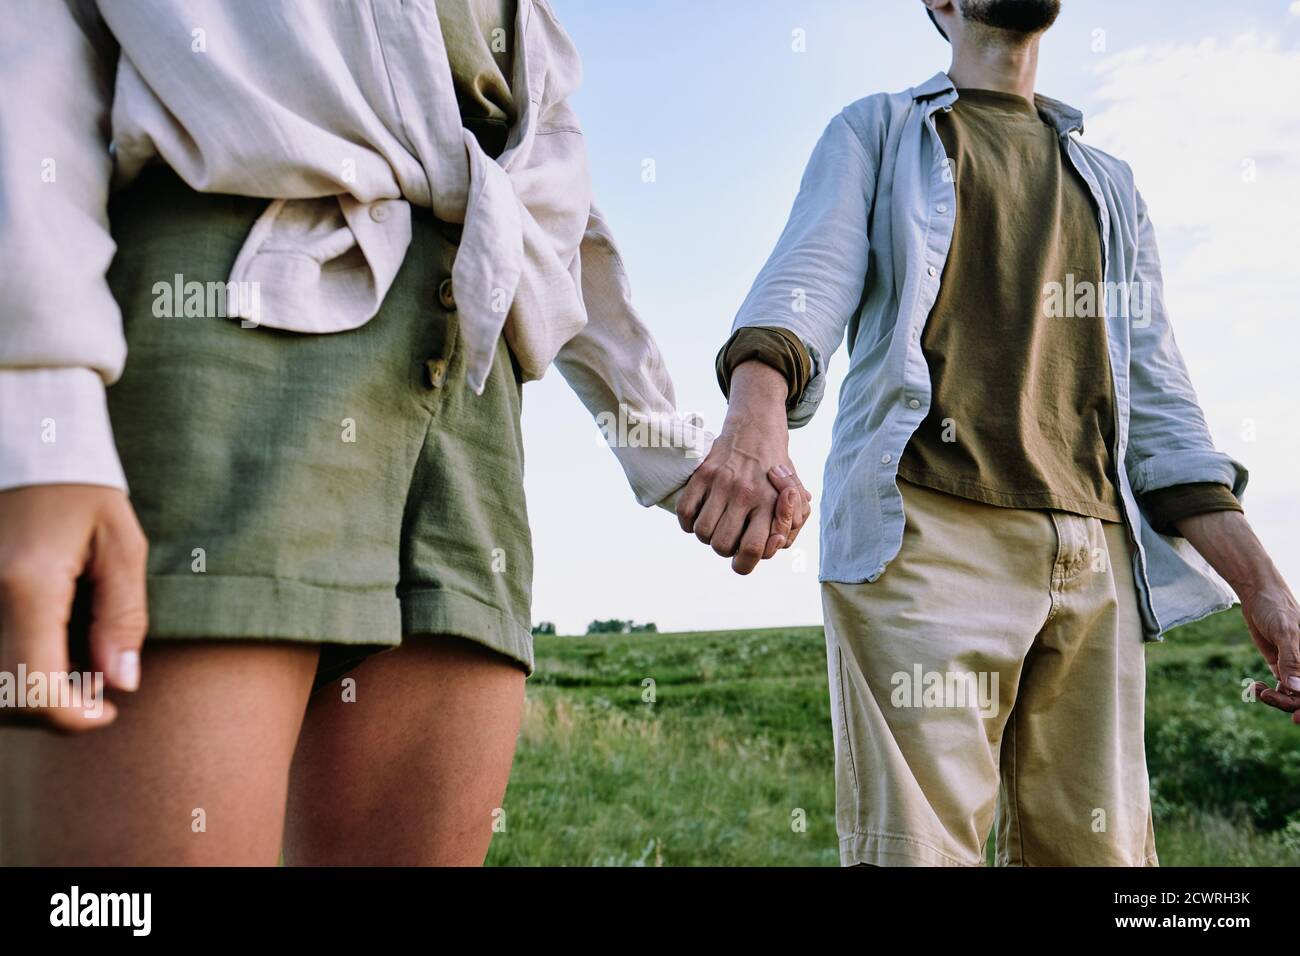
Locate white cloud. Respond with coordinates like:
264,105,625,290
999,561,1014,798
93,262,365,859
1289,0,1300,17
1086,32,1300,394
1086,31,1300,585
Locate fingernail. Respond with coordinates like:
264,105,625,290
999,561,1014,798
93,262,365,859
115,650,140,692
773,464,792,478
1287,676,1300,693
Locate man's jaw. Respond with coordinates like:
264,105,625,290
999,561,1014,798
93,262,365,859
957,0,1062,36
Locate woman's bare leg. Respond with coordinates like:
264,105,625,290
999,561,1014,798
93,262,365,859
284,636,525,866
0,641,318,866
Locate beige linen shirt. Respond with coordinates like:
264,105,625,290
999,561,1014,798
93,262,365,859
0,0,710,506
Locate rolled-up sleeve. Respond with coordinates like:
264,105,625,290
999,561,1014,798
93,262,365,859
730,112,876,429
554,204,713,512
1139,481,1244,536
0,0,126,491
1124,189,1247,510
714,326,813,409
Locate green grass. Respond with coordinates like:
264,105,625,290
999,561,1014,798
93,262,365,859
485,610,1300,866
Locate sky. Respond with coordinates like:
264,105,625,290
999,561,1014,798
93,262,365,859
522,0,1300,635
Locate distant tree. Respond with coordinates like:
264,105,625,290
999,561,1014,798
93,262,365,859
585,619,657,635
531,621,557,636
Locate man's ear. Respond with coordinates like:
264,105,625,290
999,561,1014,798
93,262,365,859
923,0,956,42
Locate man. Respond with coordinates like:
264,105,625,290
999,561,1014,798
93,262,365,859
679,0,1300,866
0,0,807,865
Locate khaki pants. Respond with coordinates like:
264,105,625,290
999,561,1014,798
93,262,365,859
822,478,1158,866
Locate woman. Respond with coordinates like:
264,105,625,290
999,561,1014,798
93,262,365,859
0,0,809,865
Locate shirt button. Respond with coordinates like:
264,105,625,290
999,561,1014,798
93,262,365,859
936,204,948,214
927,266,938,277
881,453,893,465
907,399,921,409
425,357,448,388
438,278,456,310
369,202,390,223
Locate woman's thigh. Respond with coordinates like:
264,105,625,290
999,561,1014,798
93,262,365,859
284,636,525,866
0,640,318,865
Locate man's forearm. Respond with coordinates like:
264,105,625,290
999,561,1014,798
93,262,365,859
724,361,791,435
1174,509,1287,600
715,328,812,410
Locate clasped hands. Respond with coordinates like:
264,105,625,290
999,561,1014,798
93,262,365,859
676,362,811,575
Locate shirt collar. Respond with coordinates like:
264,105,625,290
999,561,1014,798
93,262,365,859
910,71,1085,135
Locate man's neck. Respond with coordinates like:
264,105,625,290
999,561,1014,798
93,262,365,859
946,25,1040,100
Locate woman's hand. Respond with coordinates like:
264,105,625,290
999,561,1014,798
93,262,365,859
0,485,148,730
676,362,812,574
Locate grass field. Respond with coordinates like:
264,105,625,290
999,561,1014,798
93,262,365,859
485,608,1300,866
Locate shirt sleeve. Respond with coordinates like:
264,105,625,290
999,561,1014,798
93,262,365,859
729,111,877,430
0,0,127,492
1137,481,1243,536
554,202,714,512
714,326,813,410
1123,186,1247,505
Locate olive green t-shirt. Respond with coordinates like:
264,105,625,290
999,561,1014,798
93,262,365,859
895,88,1125,520
716,88,1242,534
437,0,518,158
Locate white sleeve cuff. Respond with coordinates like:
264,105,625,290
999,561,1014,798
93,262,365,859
0,367,127,492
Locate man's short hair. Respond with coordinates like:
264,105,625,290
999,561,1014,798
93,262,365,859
927,8,950,41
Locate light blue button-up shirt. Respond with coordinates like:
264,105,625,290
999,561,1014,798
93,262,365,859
731,72,1248,638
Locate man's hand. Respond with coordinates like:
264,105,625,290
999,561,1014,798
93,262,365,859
1175,509,1300,722
0,485,148,731
1240,586,1300,722
676,361,812,575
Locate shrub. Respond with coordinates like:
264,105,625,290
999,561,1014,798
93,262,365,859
1148,704,1300,830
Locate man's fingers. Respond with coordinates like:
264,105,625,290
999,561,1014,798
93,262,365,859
1254,681,1300,714
766,464,802,495
733,512,771,575
86,511,149,693
1275,642,1300,696
710,502,752,558
692,485,728,547
682,457,808,567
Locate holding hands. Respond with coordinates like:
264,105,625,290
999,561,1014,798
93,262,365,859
676,362,812,575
